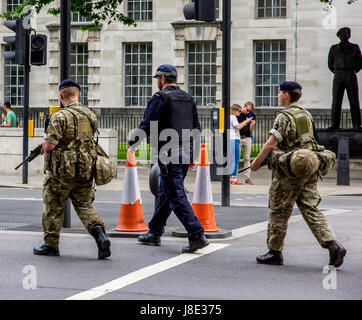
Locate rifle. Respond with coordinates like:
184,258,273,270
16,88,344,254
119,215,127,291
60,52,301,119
237,155,270,174
14,110,52,171
15,144,42,170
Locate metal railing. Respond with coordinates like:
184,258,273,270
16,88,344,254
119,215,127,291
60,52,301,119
13,107,354,158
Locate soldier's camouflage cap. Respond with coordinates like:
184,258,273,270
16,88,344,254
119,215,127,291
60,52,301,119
279,81,302,92
153,64,178,79
59,79,81,91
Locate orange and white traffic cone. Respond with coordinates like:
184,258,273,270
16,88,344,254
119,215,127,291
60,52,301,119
114,148,148,233
192,144,219,232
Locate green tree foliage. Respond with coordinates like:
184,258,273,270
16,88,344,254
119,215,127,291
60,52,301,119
1,0,358,30
1,0,135,30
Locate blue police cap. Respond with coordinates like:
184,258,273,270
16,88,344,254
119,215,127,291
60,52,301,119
279,81,302,92
59,79,81,91
153,64,178,79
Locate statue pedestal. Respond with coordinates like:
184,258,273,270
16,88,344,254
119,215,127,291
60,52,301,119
316,129,362,186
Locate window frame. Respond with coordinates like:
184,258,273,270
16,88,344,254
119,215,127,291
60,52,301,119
255,0,287,19
70,43,89,106
254,39,286,108
6,0,23,13
187,41,217,107
3,46,24,107
127,0,153,22
123,42,153,107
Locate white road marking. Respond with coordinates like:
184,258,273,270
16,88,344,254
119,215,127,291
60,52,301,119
63,207,351,300
0,207,352,300
0,230,92,238
227,208,351,241
0,197,120,204
65,243,229,300
0,197,42,201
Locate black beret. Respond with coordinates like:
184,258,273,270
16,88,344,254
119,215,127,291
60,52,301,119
337,27,351,37
59,79,81,91
279,81,302,92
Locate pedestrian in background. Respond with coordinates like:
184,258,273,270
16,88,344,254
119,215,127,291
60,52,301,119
237,101,256,184
230,104,253,185
1,102,17,127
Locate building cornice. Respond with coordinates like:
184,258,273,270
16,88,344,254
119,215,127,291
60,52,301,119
171,20,223,29
45,22,103,31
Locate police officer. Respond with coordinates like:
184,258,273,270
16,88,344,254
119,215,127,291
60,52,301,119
33,79,111,259
129,64,209,253
250,81,346,267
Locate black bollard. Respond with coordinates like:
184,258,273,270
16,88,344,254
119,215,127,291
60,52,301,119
337,137,350,186
149,163,160,211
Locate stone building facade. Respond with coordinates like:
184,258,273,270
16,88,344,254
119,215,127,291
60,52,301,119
0,0,361,111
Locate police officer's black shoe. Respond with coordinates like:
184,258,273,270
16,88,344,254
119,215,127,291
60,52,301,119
33,244,60,256
138,232,161,246
182,235,209,253
256,250,283,265
91,225,111,260
327,240,346,268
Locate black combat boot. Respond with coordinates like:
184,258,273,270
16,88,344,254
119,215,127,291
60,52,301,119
33,244,60,256
138,232,161,246
327,240,346,268
182,235,209,253
91,225,111,260
256,250,283,265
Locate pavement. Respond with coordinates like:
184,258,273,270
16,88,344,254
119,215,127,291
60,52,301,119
0,164,361,301
0,206,361,300
2,164,362,197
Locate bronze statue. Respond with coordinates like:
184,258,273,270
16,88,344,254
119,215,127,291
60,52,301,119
328,27,362,130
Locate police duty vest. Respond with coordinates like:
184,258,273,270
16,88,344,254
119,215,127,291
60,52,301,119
278,105,316,151
156,88,194,144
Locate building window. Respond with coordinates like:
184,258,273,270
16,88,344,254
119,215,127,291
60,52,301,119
257,0,286,18
255,40,286,107
3,46,24,106
6,0,23,12
124,43,152,107
70,44,88,106
127,0,153,21
187,42,217,107
71,12,92,22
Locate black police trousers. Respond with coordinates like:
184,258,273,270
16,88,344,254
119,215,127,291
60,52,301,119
148,160,204,241
331,71,361,129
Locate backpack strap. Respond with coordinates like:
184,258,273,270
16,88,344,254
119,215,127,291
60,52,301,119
67,105,100,136
65,106,99,145
280,106,318,149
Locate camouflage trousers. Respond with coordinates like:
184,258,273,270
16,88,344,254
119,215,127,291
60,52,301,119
267,171,336,251
42,173,106,247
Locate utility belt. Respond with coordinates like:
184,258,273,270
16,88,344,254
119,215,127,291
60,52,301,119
45,148,95,181
269,148,336,178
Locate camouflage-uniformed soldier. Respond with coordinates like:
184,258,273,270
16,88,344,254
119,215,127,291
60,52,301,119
250,81,346,268
33,79,111,259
